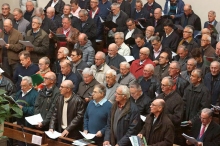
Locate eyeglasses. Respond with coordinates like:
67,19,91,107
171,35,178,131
183,31,191,33
139,52,147,55
43,77,52,80
32,22,40,24
161,84,170,87
70,54,77,57
60,86,69,89
115,92,124,96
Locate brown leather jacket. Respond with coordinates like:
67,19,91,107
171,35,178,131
49,93,85,139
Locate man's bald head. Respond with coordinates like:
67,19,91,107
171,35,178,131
201,28,211,36
154,8,162,19
45,72,56,81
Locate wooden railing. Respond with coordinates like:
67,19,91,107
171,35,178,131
3,122,96,146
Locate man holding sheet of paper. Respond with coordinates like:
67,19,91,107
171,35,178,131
24,16,49,63
0,19,23,77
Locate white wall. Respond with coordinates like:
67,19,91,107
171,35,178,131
1,0,220,26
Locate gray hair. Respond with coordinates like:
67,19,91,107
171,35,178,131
79,9,88,16
111,3,120,8
26,0,34,6
65,80,75,89
118,85,130,99
171,61,181,70
188,58,197,66
106,69,117,76
162,76,174,86
64,4,71,10
150,36,161,42
32,16,42,24
40,56,50,65
120,61,130,69
192,68,203,79
60,47,69,55
47,7,55,13
211,61,220,69
94,84,106,96
129,82,142,91
96,51,106,59
13,8,23,16
203,34,211,42
144,64,154,73
209,10,216,16
185,25,194,34
115,32,124,39
140,47,150,56
2,3,10,9
177,45,188,52
22,76,33,85
136,0,143,6
34,7,45,15
201,108,213,117
82,67,94,76
4,19,13,25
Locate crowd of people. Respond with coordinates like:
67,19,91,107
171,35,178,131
1,0,220,145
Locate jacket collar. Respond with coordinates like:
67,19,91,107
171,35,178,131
188,83,203,92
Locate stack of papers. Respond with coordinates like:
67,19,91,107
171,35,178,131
182,133,197,144
19,40,34,47
140,115,146,122
0,38,6,46
79,131,96,139
25,114,43,125
72,139,91,146
45,131,61,139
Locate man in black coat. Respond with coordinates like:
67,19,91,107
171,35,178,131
105,3,129,45
44,0,65,16
186,108,220,146
143,0,162,18
131,0,150,21
116,0,131,17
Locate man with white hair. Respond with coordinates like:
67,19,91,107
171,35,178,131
138,64,161,100
114,32,130,56
116,61,136,86
106,43,126,72
46,7,62,28
0,3,14,31
105,69,119,103
130,47,155,79
200,34,215,57
90,51,111,84
77,68,99,103
204,10,218,28
0,19,23,77
145,26,155,43
103,85,141,146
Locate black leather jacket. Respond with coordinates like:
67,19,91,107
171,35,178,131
0,75,16,96
49,93,85,139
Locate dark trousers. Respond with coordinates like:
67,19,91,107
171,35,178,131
2,57,18,78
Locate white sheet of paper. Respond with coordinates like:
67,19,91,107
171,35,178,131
124,56,135,62
182,133,198,144
140,115,146,122
172,51,177,58
45,131,61,139
129,136,139,146
19,40,34,47
31,135,42,145
0,38,6,46
79,131,96,140
72,139,91,146
25,114,43,125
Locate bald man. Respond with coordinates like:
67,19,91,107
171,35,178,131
150,8,165,37
106,43,126,72
180,4,201,31
49,80,85,139
0,19,23,77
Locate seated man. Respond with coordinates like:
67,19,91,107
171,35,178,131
34,72,60,130
186,108,220,146
71,49,89,80
50,17,80,52
103,85,141,146
138,64,161,100
130,47,155,79
181,58,197,82
74,33,95,67
138,99,175,145
49,80,85,139
90,51,111,84
77,68,99,103
168,61,189,97
25,16,49,63
105,69,119,103
130,82,152,116
145,26,155,44
83,84,112,145
116,61,136,86
0,68,16,96
114,32,130,56
174,45,190,71
106,43,126,72
57,60,79,93
13,51,39,91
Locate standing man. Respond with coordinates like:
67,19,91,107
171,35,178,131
70,0,81,18
103,85,141,146
181,58,197,82
49,80,85,139
25,16,49,63
200,34,215,57
23,1,35,22
138,99,174,145
0,19,23,77
35,72,60,130
143,0,162,18
174,45,190,71
0,3,14,31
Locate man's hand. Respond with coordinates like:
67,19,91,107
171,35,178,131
150,13,153,17
112,28,116,32
18,105,23,109
85,97,90,102
155,32,159,36
153,60,159,65
186,140,192,145
5,44,10,49
61,129,69,137
83,130,88,134
170,15,175,19
37,122,43,128
49,129,54,133
26,47,33,52
105,27,109,31
137,134,143,138
115,144,119,146
103,141,110,146
48,33,53,39
95,131,102,137
188,120,192,126
66,37,72,42
196,142,203,146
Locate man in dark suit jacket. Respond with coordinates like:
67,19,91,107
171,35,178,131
44,0,65,16
115,0,131,17
71,49,89,82
186,108,220,146
131,0,150,21
204,10,218,28
143,0,162,18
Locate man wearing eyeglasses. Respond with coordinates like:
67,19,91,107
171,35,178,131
200,34,215,58
0,3,14,31
49,80,85,139
34,72,60,130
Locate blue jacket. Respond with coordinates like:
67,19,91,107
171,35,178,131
204,73,220,105
163,0,184,24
